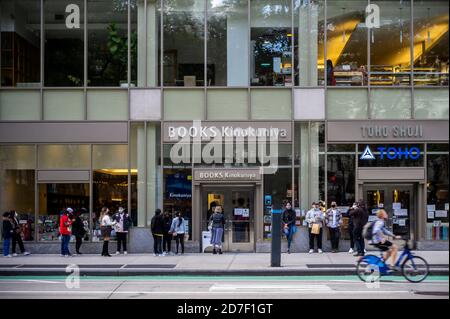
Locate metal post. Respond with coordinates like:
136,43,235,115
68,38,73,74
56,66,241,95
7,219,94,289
271,210,282,267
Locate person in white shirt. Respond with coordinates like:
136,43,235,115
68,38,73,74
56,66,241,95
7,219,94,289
113,207,132,255
100,207,116,257
326,202,343,253
305,202,325,254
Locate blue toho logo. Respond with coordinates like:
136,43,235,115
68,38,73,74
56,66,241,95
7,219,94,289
360,146,376,160
360,146,421,161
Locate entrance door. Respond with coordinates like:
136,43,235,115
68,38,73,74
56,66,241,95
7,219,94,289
202,187,255,252
363,184,416,240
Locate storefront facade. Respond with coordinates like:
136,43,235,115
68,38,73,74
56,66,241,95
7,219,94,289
0,0,448,252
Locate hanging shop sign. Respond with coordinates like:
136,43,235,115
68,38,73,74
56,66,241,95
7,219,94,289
193,169,262,182
327,121,449,142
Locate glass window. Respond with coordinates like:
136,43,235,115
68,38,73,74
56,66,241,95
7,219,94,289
326,0,368,87
250,89,291,119
370,89,411,119
427,143,449,152
426,154,449,241
327,88,368,119
38,183,89,241
164,89,205,120
0,90,41,120
0,146,36,241
38,145,90,169
358,144,424,167
92,145,128,241
251,0,292,87
327,144,356,153
207,0,249,87
414,88,449,119
327,154,355,207
87,0,129,87
370,0,411,86
163,0,205,87
413,0,449,86
1,0,41,87
294,0,325,86
207,89,248,120
44,0,84,86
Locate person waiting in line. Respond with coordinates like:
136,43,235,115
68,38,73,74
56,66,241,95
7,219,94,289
71,208,87,255
326,202,343,253
170,211,187,255
9,211,31,256
282,202,296,254
306,202,325,254
2,212,14,257
209,205,225,255
349,201,369,257
60,208,74,257
100,207,115,257
150,209,164,256
113,206,133,255
347,203,356,254
206,201,217,227
162,210,173,255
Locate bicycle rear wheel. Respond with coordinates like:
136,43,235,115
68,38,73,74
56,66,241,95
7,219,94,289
356,255,382,283
401,256,429,283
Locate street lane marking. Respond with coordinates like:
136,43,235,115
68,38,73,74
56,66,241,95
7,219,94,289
209,284,333,292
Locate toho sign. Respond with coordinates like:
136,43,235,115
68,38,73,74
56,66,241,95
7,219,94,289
360,146,421,161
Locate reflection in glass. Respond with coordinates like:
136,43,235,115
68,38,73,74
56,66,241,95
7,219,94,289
1,0,40,87
413,1,449,86
44,0,84,86
327,155,355,207
163,0,205,86
251,0,292,86
326,0,367,86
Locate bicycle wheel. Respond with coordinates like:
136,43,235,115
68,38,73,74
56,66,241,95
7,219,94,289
401,256,429,283
356,255,382,283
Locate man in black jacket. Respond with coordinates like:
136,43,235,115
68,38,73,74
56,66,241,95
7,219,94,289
350,201,369,256
151,209,164,256
9,211,31,256
71,209,87,255
162,210,173,255
282,202,296,254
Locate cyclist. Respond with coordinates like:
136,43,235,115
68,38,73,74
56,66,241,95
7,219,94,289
370,209,402,270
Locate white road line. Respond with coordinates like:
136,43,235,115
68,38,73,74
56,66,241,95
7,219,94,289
209,284,333,292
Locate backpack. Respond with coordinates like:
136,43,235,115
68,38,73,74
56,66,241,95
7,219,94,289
362,221,375,240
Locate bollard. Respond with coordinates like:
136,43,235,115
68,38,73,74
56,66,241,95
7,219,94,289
271,210,282,267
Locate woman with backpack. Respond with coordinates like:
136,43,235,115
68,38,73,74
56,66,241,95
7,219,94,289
170,211,187,255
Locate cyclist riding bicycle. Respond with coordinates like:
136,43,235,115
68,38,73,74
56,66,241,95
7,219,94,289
369,209,402,270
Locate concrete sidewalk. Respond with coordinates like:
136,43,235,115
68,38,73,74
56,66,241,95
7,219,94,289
0,251,448,276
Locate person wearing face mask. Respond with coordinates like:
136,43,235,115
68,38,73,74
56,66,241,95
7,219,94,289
113,207,133,255
306,202,325,254
9,211,31,256
282,202,296,254
326,202,342,253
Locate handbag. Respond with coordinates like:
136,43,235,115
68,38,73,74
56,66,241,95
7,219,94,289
311,223,321,235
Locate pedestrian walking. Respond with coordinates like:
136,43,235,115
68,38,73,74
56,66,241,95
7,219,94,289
350,201,369,257
162,210,173,255
170,211,187,255
2,212,13,257
347,203,356,254
326,202,343,253
113,207,132,255
209,205,225,254
60,208,73,257
282,202,296,254
100,207,115,257
71,209,86,255
9,211,31,256
150,209,164,256
306,202,325,254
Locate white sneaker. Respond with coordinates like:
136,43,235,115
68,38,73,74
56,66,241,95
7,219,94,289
162,252,166,256
23,252,30,256
124,251,128,255
309,249,314,254
115,251,120,255
4,255,12,258
153,253,157,257
348,248,354,254
318,249,323,254
12,253,18,257
364,249,367,253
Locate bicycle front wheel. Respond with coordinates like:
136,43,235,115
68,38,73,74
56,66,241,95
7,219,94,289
401,256,429,283
356,255,382,283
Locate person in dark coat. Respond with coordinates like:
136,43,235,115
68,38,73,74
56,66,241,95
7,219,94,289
9,211,30,256
282,202,296,254
113,207,133,255
350,201,369,256
2,212,14,257
71,209,87,255
162,210,173,255
347,203,356,254
150,209,164,256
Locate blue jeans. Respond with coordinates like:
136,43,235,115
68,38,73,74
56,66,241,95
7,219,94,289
61,235,71,256
3,238,11,256
284,224,295,249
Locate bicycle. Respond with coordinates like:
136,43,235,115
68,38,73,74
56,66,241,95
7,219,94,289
356,239,430,283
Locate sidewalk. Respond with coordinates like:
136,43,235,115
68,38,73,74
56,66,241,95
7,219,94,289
0,251,448,276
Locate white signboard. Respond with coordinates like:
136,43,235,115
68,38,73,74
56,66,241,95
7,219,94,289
427,211,435,219
368,215,378,222
427,205,436,212
398,219,406,226
435,211,448,218
394,209,408,217
392,203,402,210
242,209,250,218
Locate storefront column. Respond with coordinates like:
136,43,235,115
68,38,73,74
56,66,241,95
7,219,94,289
299,123,310,209
310,124,321,202
146,123,158,226
137,0,158,86
137,125,146,227
298,3,319,86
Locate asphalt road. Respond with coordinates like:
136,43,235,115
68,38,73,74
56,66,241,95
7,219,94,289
0,276,447,299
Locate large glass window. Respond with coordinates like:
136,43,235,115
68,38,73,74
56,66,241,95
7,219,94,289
326,0,367,86
413,0,449,86
294,0,325,86
38,183,89,241
1,0,41,87
44,0,84,86
0,146,36,241
327,154,355,207
251,0,292,87
370,0,412,86
163,0,205,87
207,0,249,86
87,0,129,87
38,145,90,169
